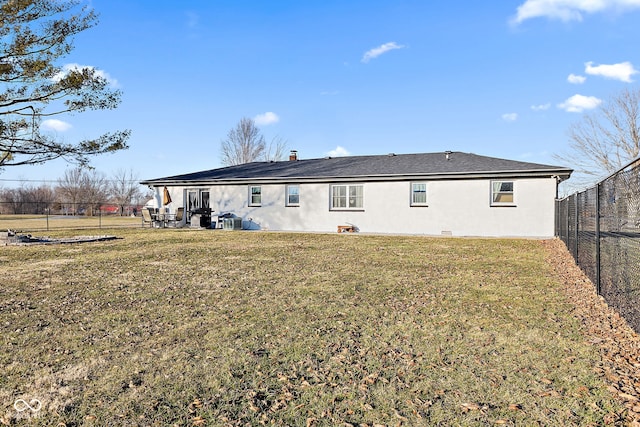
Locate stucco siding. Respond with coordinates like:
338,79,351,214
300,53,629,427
156,177,558,237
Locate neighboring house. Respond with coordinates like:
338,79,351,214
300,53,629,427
140,151,572,237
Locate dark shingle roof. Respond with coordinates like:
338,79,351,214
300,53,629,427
141,151,572,185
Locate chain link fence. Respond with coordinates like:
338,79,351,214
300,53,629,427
0,202,144,231
556,158,640,333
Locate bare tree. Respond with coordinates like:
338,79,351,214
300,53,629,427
0,187,21,214
81,169,108,216
109,169,142,216
0,184,55,214
556,87,640,190
57,168,85,214
220,118,265,166
220,118,288,165
16,183,55,214
57,167,107,215
263,135,288,162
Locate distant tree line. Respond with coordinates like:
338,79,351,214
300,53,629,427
0,168,150,216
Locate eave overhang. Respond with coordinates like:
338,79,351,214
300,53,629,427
141,168,572,187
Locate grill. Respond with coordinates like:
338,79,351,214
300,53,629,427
191,207,211,215
190,207,212,228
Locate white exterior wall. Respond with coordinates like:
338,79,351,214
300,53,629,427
159,177,558,237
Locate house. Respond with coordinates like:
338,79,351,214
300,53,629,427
140,151,572,237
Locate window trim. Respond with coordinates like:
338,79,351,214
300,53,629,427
410,182,428,207
490,180,516,206
249,185,262,206
286,184,300,207
330,184,364,211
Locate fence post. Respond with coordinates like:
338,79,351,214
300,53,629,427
595,183,601,295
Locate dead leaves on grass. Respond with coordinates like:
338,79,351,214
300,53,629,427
459,402,519,426
460,402,483,412
4,234,633,425
543,239,640,424
191,416,206,426
188,398,204,414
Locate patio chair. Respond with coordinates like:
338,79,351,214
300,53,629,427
168,207,184,227
141,208,157,228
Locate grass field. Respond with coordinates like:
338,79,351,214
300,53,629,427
0,229,622,426
0,214,141,231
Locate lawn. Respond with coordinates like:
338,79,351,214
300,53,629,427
0,229,622,426
0,214,141,231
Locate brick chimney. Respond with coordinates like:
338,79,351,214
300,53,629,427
289,150,298,161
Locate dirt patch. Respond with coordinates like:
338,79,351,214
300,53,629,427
1,230,119,246
543,238,640,425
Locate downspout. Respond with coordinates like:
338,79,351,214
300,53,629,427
155,187,162,209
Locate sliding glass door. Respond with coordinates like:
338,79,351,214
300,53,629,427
186,189,210,221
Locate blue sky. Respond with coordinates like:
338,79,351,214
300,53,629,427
2,0,640,186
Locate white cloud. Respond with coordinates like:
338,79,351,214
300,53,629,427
585,61,638,82
531,103,551,111
557,94,602,112
567,73,586,84
52,63,120,88
511,0,640,24
361,42,405,63
41,119,72,132
502,113,518,122
253,112,279,125
327,146,350,157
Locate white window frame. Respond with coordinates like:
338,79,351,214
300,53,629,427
249,185,262,206
410,182,428,206
490,180,516,206
330,184,364,210
286,184,300,206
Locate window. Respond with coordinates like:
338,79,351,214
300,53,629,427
331,184,363,210
286,184,300,206
491,181,515,206
411,182,428,206
249,185,262,206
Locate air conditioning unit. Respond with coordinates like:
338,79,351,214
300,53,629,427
223,217,242,230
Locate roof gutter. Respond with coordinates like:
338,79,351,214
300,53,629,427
141,168,572,187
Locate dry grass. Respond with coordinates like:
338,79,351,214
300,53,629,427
0,229,623,426
0,214,141,231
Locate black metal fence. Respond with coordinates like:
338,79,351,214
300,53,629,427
556,158,640,333
0,202,144,231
